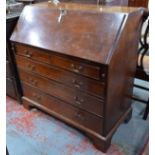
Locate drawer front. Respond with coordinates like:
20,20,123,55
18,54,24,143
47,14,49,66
128,0,148,7
15,44,51,64
16,55,105,98
22,84,103,134
50,54,101,80
15,44,104,80
19,69,104,116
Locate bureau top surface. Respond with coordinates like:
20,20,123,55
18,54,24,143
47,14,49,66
10,2,146,64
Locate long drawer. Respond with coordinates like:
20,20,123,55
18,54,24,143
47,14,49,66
16,55,105,98
15,44,106,80
22,83,103,134
19,69,104,116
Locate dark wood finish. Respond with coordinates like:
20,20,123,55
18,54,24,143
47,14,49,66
86,133,113,152
34,0,148,7
18,69,104,116
16,55,106,98
60,0,147,7
6,14,22,101
82,0,148,7
15,44,103,80
102,9,147,135
6,60,13,78
6,78,19,99
128,0,148,8
11,6,126,64
32,1,146,12
52,0,128,6
22,83,103,133
11,3,148,153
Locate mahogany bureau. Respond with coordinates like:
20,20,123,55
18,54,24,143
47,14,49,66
10,2,148,152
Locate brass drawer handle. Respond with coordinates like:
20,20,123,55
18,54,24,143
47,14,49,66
75,112,85,121
25,54,32,58
72,79,83,89
70,64,83,73
76,101,81,105
74,96,84,105
24,50,32,58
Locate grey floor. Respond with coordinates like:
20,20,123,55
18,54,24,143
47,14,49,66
112,78,149,155
6,78,149,155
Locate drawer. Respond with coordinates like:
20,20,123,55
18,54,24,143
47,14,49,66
15,44,105,80
19,69,104,116
50,54,101,80
16,55,105,98
128,0,148,7
22,83,103,134
15,44,51,65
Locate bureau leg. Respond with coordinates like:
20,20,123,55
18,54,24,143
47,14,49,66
124,108,132,123
86,134,112,153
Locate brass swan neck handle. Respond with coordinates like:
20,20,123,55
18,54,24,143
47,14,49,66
58,8,67,23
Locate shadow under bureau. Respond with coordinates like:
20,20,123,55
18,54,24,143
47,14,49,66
10,2,148,152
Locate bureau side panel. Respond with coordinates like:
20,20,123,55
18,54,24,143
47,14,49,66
103,11,146,135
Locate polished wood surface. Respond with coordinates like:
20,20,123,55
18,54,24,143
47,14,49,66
57,0,128,5
16,55,106,98
22,83,103,134
11,3,148,153
15,44,103,80
11,3,146,64
34,2,144,12
18,69,104,116
103,9,146,135
34,0,148,7
128,0,148,8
